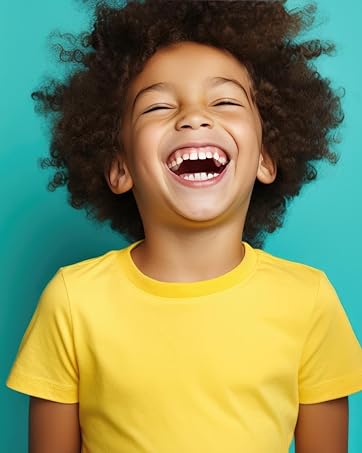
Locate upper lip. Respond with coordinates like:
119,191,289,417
166,141,231,161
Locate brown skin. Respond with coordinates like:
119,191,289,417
29,42,348,451
107,41,276,282
29,397,81,452
295,397,348,453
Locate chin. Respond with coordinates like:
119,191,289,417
174,208,228,227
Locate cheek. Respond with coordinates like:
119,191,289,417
126,127,164,177
133,120,164,148
231,120,262,150
222,109,261,138
130,126,167,175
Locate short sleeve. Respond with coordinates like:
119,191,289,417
298,271,362,404
6,269,79,403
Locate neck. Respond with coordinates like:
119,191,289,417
130,224,246,283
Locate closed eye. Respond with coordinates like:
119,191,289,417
144,101,241,113
144,106,170,113
215,101,240,106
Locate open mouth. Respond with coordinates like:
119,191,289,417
166,146,230,181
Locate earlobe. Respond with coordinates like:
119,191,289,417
256,146,277,185
105,153,134,194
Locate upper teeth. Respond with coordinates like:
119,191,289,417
167,146,229,172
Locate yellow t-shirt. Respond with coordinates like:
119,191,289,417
6,239,362,452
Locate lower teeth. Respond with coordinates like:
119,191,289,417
181,172,219,181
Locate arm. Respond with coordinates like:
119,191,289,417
29,396,81,453
294,397,348,453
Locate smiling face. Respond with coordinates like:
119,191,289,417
107,41,276,235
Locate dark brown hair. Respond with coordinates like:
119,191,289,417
33,0,344,248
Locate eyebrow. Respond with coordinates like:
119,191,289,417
131,76,251,111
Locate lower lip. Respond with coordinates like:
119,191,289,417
166,163,229,188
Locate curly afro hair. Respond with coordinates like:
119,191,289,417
32,0,344,249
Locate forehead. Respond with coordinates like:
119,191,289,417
127,41,253,97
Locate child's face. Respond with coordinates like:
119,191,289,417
111,41,275,232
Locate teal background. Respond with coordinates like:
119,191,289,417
1,0,361,450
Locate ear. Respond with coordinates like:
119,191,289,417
256,145,277,185
105,152,134,194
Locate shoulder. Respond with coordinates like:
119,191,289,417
60,248,122,279
53,246,130,305
251,246,339,340
253,246,324,292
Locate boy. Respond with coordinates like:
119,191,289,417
6,1,362,452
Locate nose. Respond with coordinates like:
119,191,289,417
175,107,214,130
